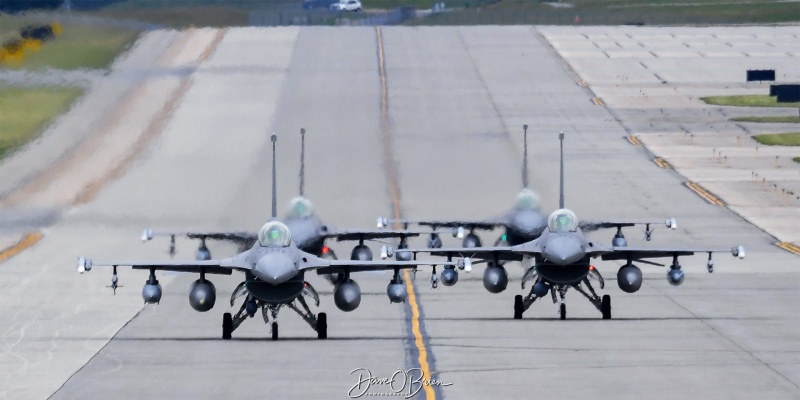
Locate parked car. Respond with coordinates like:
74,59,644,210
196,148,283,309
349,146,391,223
302,0,339,9
330,0,362,12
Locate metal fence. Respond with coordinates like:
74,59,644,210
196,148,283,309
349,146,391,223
249,5,416,26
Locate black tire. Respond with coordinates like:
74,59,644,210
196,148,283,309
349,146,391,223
271,322,279,341
601,295,611,320
559,303,566,320
222,313,232,340
317,312,328,339
513,295,523,320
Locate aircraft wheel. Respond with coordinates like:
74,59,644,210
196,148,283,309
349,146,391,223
601,295,611,320
559,303,566,320
271,322,279,341
513,295,523,320
222,313,232,340
317,312,328,339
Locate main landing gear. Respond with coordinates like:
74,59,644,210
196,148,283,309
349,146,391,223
514,272,612,320
221,281,328,340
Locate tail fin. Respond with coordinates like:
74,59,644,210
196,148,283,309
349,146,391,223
522,124,529,189
558,131,565,209
271,133,278,219
299,128,306,197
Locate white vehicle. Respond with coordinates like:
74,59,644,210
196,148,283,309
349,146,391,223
330,0,361,11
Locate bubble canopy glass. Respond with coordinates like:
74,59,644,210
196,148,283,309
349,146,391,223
258,221,292,247
547,209,578,233
286,197,314,218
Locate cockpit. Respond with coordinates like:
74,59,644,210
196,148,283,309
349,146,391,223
258,221,292,247
286,197,314,219
515,188,541,210
547,209,578,233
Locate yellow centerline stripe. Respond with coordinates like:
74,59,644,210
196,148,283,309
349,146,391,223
653,157,670,169
376,26,436,400
0,232,43,263
627,135,642,146
775,242,800,255
403,269,436,400
592,97,604,106
685,182,725,206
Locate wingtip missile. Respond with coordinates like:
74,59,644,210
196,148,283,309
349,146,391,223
732,245,745,259
77,257,92,274
666,218,677,230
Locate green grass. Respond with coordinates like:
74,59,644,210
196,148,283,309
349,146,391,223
411,0,800,25
87,6,250,28
752,133,800,146
702,95,800,108
0,15,140,70
731,116,800,123
793,157,800,163
0,86,84,159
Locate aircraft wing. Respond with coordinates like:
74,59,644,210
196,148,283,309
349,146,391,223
399,246,526,262
76,257,246,275
579,218,677,232
321,229,422,242
377,216,508,231
601,245,745,262
301,259,454,274
142,229,256,245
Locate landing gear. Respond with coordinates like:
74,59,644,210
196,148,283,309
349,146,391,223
222,312,233,340
513,295,523,320
559,303,566,320
317,312,327,339
601,295,611,320
271,322,279,341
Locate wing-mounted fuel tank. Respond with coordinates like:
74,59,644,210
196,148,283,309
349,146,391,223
350,244,373,261
440,266,458,286
142,269,162,304
483,264,508,293
334,279,361,311
189,279,216,311
617,264,642,293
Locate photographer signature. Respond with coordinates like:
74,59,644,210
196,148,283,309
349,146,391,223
348,367,453,398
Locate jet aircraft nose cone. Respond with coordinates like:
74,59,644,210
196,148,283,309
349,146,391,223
255,253,297,284
542,236,583,265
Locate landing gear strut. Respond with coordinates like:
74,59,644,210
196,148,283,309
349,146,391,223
222,281,328,340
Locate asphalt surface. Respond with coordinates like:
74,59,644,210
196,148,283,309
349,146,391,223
0,26,798,400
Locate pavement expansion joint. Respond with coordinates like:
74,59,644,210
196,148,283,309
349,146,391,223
0,231,43,263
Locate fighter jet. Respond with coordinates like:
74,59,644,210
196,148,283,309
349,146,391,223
77,134,451,340
401,133,745,320
378,125,673,253
142,128,421,263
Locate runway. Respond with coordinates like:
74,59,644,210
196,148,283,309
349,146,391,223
0,26,797,400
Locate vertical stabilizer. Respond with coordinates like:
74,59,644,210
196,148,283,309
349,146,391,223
558,131,565,209
299,128,306,197
271,133,278,219
522,124,529,189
